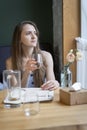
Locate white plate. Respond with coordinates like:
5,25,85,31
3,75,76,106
4,88,54,104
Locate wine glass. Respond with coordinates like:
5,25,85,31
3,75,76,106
32,53,43,69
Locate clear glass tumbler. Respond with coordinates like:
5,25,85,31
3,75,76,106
3,70,21,108
23,91,40,116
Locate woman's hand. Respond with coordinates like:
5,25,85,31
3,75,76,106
41,80,60,91
23,57,38,73
21,58,38,87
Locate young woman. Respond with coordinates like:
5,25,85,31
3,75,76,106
6,21,59,90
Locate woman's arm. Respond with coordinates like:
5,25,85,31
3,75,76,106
43,51,55,80
6,58,19,87
21,58,38,87
6,57,38,88
41,51,60,90
6,57,13,70
6,58,29,87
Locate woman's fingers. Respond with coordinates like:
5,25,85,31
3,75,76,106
25,59,38,71
41,80,59,90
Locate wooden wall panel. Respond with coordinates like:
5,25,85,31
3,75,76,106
63,0,80,83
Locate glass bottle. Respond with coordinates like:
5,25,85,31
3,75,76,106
67,67,72,87
61,66,72,88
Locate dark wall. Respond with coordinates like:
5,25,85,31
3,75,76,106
0,0,53,45
0,0,62,82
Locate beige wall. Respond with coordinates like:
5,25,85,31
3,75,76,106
63,0,80,83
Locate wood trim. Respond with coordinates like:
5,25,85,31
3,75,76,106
63,0,80,83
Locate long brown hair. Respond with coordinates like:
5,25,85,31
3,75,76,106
11,20,46,87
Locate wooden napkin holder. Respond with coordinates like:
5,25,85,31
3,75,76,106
60,87,87,105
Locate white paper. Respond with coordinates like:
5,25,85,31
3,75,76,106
4,88,54,104
70,82,81,91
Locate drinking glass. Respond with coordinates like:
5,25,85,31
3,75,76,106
3,70,21,108
32,53,43,69
23,91,39,116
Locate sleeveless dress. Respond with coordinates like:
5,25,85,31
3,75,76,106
26,72,35,88
26,72,46,88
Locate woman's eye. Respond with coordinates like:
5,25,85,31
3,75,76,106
34,32,38,36
26,31,31,35
25,31,37,36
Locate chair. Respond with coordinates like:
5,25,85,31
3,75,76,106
0,45,11,82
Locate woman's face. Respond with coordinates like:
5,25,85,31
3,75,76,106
21,24,38,47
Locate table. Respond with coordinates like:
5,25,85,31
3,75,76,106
0,88,87,130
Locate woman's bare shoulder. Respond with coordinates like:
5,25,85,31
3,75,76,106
41,50,52,58
41,50,53,65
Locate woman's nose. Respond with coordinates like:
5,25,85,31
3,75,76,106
31,33,36,39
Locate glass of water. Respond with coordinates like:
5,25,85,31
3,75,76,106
32,53,43,69
23,91,40,116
